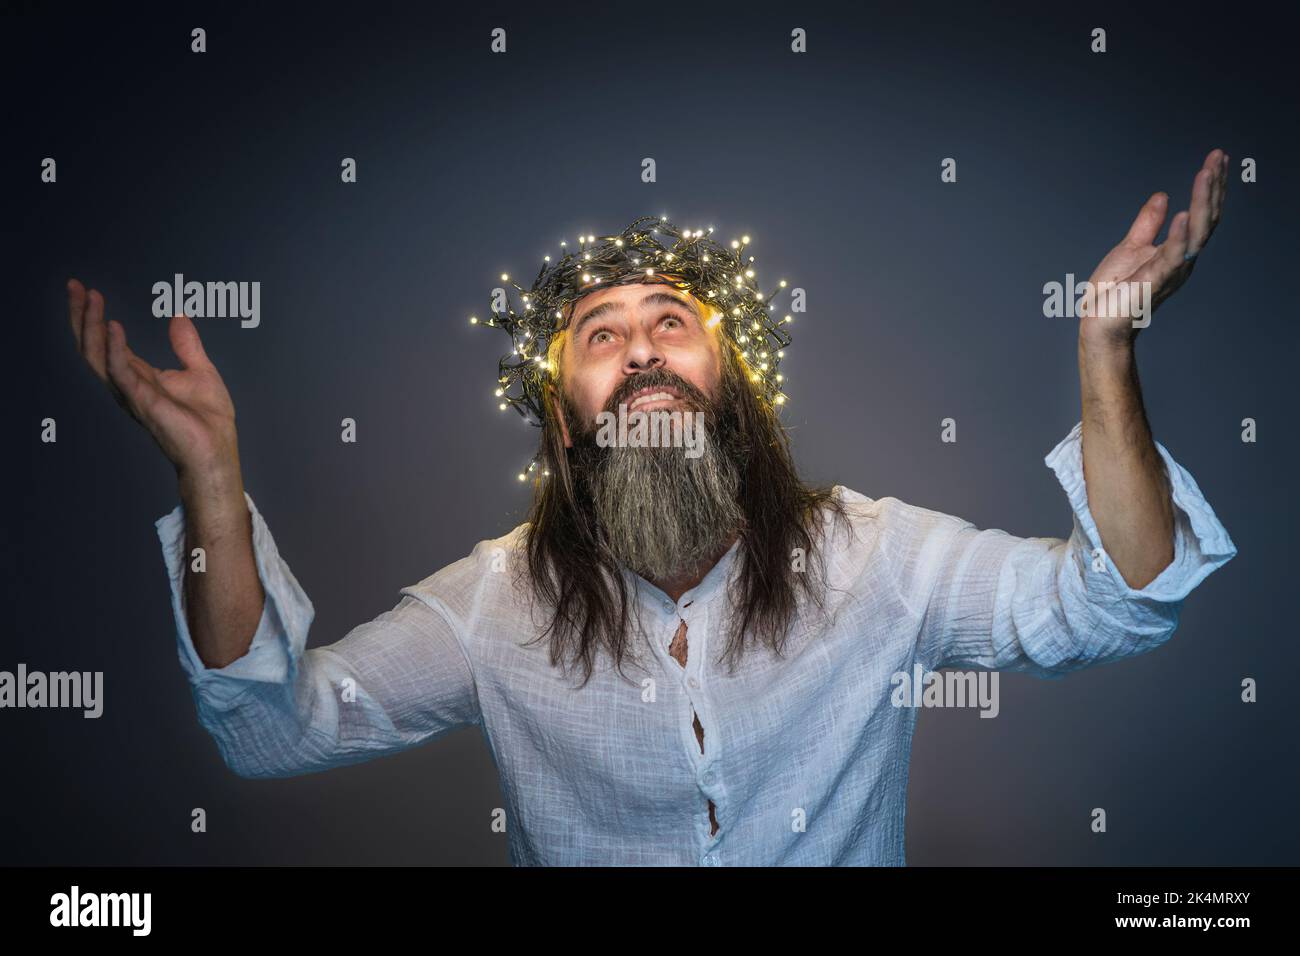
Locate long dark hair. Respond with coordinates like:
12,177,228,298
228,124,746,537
516,317,851,688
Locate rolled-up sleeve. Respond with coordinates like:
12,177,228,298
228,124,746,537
156,492,481,778
902,421,1237,678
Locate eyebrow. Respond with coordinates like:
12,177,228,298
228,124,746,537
571,291,701,338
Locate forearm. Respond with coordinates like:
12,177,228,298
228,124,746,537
178,455,267,669
1077,338,1175,589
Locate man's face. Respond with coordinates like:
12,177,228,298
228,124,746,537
553,279,723,443
548,277,746,583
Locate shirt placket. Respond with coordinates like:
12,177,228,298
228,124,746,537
652,591,724,867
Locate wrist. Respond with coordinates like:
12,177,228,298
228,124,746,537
1079,330,1136,372
177,458,245,511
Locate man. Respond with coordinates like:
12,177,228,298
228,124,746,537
64,149,1236,865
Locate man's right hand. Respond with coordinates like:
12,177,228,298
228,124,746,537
66,278,239,483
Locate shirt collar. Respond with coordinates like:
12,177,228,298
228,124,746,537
619,536,743,611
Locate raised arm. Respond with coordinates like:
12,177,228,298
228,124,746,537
902,149,1236,677
1075,148,1229,588
66,278,263,669
66,280,480,777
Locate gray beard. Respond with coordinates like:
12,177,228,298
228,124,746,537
571,379,747,584
588,421,744,583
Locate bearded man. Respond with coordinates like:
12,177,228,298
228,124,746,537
63,151,1237,865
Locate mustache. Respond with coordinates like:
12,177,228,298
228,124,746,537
602,367,711,417
564,365,743,457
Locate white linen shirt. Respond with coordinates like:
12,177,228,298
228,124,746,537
157,421,1236,865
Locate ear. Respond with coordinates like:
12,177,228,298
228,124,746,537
550,390,573,448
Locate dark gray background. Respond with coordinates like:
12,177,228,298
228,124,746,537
5,1,1296,865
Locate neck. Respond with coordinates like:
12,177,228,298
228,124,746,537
647,532,739,603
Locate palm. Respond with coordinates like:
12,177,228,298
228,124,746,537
1088,241,1158,289
135,364,235,463
1081,148,1228,344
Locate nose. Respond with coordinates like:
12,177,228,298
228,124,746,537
622,333,665,376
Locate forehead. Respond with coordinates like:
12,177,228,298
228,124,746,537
569,281,676,318
564,279,713,330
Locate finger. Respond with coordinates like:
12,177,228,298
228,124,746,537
103,320,135,410
1186,164,1215,257
106,320,164,419
1202,149,1228,239
1122,192,1169,248
80,289,110,385
1138,210,1192,290
128,354,163,388
168,312,213,370
108,320,166,393
1206,154,1222,227
1213,152,1229,221
67,278,88,351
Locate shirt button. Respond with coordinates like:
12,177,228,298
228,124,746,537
701,770,715,785
687,677,699,689
702,853,720,866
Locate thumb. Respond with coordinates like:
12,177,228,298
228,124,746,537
168,313,213,369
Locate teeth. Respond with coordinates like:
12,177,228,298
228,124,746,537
630,392,675,409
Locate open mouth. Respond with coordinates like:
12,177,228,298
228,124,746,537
620,384,685,412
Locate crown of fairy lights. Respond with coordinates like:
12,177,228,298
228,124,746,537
470,215,799,481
